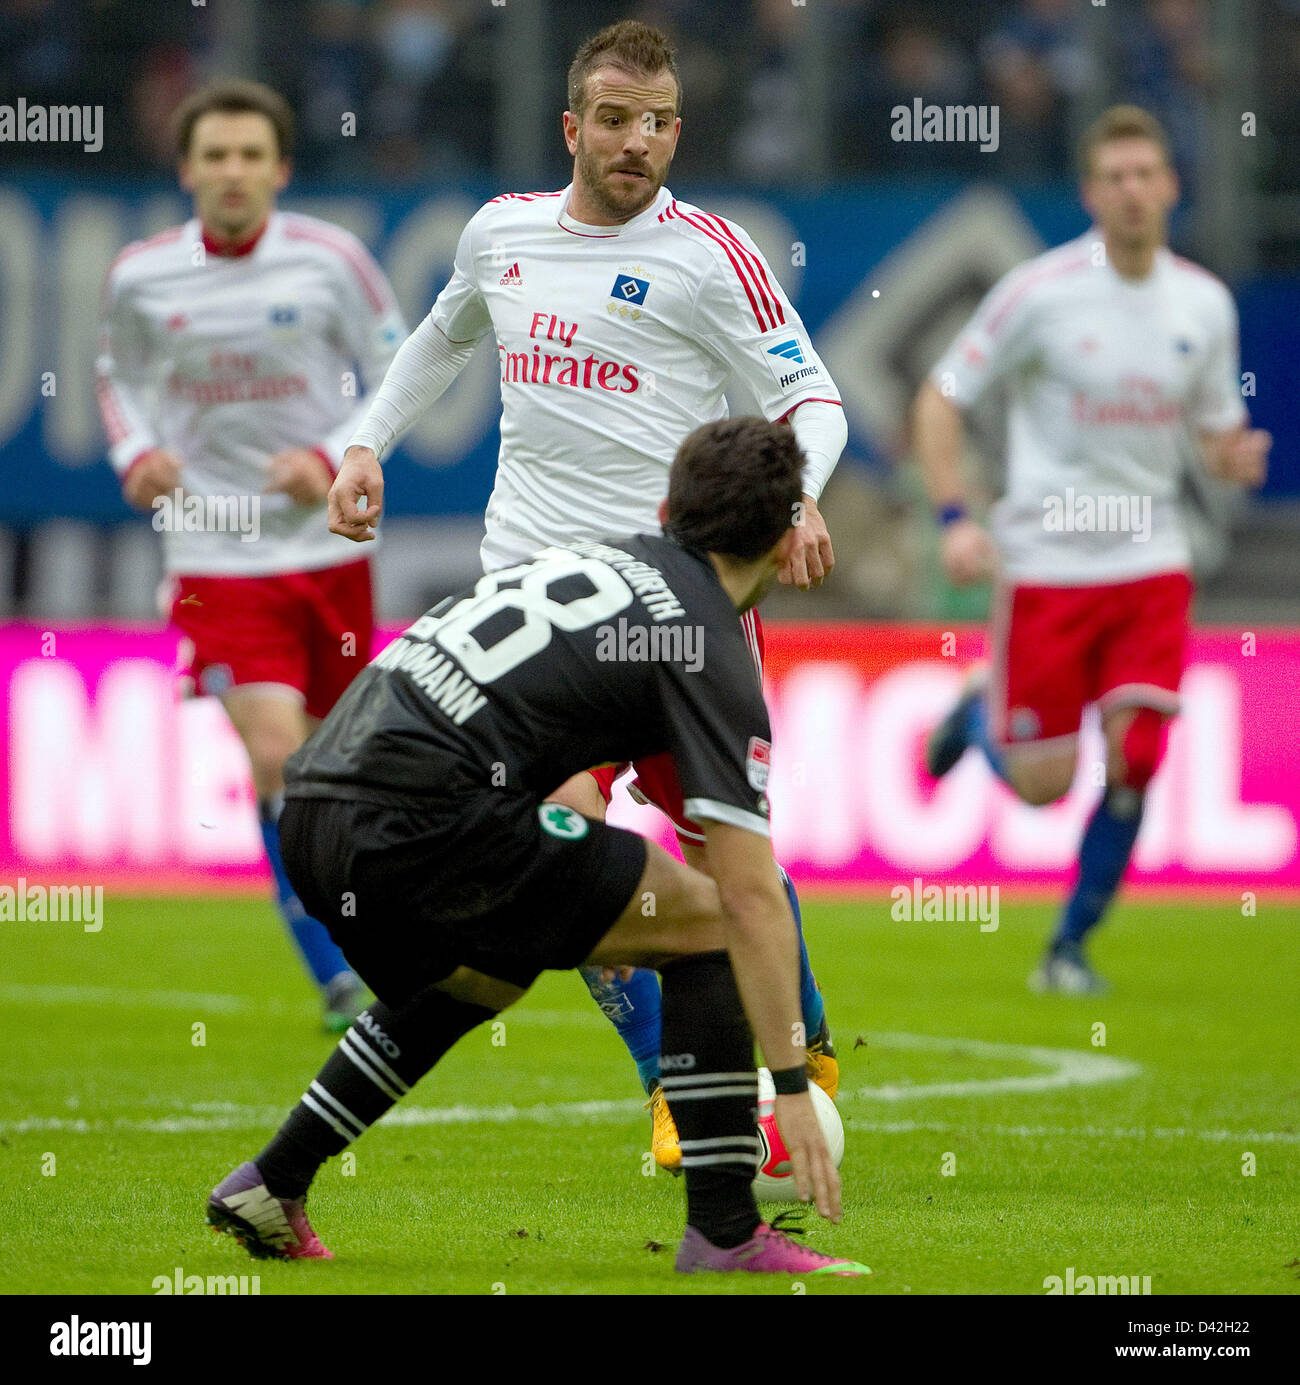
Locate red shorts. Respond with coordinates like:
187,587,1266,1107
589,608,766,842
171,558,374,720
990,571,1191,748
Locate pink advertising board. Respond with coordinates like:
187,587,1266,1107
2,621,1296,891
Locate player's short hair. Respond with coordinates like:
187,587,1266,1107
173,78,295,160
666,417,805,563
567,20,681,120
1078,105,1172,177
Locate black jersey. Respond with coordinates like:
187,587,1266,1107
284,534,773,839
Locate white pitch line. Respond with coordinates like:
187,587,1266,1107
3,983,1285,1145
0,983,601,1028
4,1104,1294,1148
853,1031,1141,1100
0,982,260,1014
380,1098,643,1126
0,1099,645,1135
841,1117,1300,1146
0,986,1151,1127
0,1033,1145,1135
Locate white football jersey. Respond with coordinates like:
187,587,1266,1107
424,184,841,570
932,231,1247,584
97,211,406,576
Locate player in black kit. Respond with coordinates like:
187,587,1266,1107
206,417,871,1278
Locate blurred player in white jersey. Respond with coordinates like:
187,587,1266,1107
96,80,407,1029
914,106,1269,993
328,22,848,1163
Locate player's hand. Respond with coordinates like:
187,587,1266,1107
779,494,834,590
598,966,637,984
329,447,384,542
1209,428,1270,488
122,448,183,510
940,517,996,586
265,448,334,506
773,1090,842,1222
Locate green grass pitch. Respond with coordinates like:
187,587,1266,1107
1,891,1297,1295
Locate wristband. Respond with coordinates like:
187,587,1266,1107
936,502,968,528
769,1064,809,1096
120,449,156,488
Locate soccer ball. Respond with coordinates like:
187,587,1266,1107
752,1066,845,1202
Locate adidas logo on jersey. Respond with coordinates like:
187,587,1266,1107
499,262,523,286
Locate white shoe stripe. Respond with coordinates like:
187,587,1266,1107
340,1032,405,1101
221,1185,294,1246
308,1081,367,1138
302,1091,356,1143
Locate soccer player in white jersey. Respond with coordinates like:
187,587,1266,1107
96,80,407,1028
914,106,1269,993
327,22,848,1161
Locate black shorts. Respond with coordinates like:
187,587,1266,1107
279,791,647,1007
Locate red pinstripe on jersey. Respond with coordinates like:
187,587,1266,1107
659,200,785,333
695,210,784,330
489,191,564,204
1170,254,1224,288
282,216,391,314
775,397,841,424
985,250,1091,336
101,227,186,313
99,229,187,457
95,372,131,448
107,226,184,274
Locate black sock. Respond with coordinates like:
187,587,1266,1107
659,951,761,1249
256,989,494,1199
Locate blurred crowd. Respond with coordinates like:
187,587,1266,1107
4,0,1296,189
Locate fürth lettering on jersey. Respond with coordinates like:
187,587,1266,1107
568,539,686,619
285,537,772,845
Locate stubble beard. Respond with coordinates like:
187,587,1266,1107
575,133,666,222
